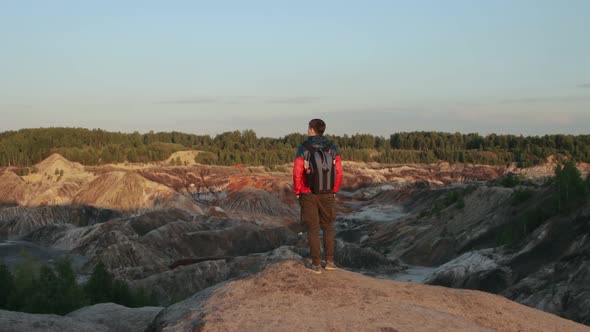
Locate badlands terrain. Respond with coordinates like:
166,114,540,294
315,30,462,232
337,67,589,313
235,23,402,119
1,152,589,331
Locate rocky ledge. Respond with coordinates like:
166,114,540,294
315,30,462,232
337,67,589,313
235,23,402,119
148,259,588,332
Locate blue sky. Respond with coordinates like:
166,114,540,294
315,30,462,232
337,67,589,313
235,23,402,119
1,1,589,137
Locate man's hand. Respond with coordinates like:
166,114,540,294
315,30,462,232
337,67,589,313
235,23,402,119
296,195,300,199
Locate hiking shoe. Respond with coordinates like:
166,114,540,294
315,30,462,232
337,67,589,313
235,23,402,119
325,261,337,271
310,264,322,274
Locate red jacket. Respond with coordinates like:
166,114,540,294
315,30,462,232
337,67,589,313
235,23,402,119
293,136,343,195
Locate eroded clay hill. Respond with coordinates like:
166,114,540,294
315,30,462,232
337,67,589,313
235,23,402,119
2,154,588,240
0,154,498,216
0,153,515,209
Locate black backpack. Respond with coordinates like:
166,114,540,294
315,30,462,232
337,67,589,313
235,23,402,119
303,142,335,194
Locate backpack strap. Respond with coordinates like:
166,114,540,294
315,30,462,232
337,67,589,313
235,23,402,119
303,141,316,153
303,142,331,154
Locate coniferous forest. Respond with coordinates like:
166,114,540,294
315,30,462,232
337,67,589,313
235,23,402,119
1,127,589,168
0,258,156,315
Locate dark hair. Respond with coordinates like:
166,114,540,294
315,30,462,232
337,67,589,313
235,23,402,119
308,119,326,135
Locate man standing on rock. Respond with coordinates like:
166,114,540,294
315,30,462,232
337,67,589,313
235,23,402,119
293,119,343,274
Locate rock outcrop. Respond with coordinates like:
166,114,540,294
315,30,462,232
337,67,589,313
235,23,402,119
0,303,163,332
333,180,590,325
362,185,514,267
132,246,303,305
0,309,110,332
0,205,120,238
424,249,512,293
148,260,588,332
66,303,163,332
392,187,590,325
24,210,299,281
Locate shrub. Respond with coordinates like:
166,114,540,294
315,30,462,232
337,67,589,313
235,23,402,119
511,189,534,206
554,161,587,213
497,209,548,247
499,173,520,188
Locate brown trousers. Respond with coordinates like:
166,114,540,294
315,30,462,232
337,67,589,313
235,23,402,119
298,193,336,266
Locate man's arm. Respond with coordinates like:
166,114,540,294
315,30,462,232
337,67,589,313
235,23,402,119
293,157,305,196
334,155,343,193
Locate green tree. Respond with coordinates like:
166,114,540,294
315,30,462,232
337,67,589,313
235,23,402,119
53,258,86,314
28,265,58,313
555,161,587,212
127,149,139,163
499,173,520,188
0,262,14,309
112,279,134,307
1,127,590,167
195,151,217,164
83,261,156,307
7,252,39,311
84,261,113,304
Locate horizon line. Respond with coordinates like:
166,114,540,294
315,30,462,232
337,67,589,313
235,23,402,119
0,126,588,139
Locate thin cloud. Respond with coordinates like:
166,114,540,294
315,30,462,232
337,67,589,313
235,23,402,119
0,103,33,109
578,83,590,88
268,96,323,104
156,96,324,105
155,96,261,105
499,95,590,104
154,97,218,105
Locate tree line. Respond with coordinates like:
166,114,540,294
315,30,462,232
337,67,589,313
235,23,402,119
0,257,156,315
1,127,589,168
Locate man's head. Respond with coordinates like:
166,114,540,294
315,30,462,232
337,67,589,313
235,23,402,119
308,118,326,136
